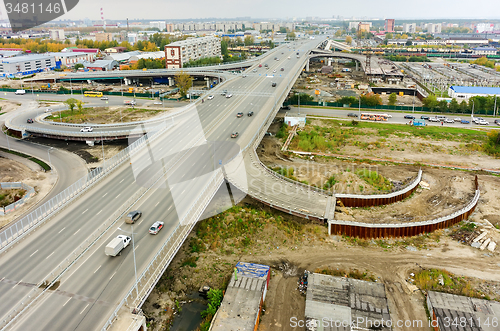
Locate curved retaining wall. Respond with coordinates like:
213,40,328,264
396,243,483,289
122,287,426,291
336,170,422,207
328,176,480,238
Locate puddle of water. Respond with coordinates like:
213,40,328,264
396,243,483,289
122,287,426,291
169,293,207,331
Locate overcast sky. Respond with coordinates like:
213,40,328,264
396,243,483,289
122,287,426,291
1,0,500,22
60,0,500,20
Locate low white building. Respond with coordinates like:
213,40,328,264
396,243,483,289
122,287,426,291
472,47,497,56
448,86,500,101
50,52,95,67
0,54,56,76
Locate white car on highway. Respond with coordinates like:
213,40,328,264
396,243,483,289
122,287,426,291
207,95,214,100
80,126,93,132
478,119,489,125
149,221,164,235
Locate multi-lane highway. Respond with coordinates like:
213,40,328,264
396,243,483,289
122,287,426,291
0,39,324,330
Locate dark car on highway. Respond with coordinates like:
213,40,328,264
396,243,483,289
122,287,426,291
495,119,500,125
347,113,358,117
420,115,430,120
247,111,254,116
236,112,243,117
404,115,415,119
461,119,470,124
231,132,239,138
27,118,33,123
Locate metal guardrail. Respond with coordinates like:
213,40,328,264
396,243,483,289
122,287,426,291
0,182,36,216
0,119,174,252
101,170,224,331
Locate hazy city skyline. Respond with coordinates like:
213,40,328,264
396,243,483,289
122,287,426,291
2,0,499,22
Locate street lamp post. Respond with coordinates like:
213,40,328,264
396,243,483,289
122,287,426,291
118,226,139,299
47,147,53,166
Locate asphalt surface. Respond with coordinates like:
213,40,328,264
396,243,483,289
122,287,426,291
0,39,323,330
0,100,88,208
282,106,500,127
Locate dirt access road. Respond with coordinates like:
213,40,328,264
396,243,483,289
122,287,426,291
257,236,500,331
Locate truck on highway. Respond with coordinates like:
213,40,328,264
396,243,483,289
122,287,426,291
124,100,136,106
105,235,131,256
15,90,26,95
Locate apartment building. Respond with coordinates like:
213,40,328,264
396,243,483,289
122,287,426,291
402,23,416,33
164,36,221,69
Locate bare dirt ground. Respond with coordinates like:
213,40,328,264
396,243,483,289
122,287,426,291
143,196,500,331
0,156,57,228
26,137,128,169
0,100,22,114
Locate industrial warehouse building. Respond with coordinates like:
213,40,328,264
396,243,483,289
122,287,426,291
164,36,221,69
0,54,56,76
304,273,391,331
210,262,270,331
448,86,500,101
427,291,500,331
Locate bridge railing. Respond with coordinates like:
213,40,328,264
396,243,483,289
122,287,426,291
101,169,224,331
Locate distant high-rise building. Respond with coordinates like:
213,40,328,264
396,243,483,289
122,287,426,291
150,21,166,31
358,23,371,33
49,29,65,41
402,23,416,33
427,23,442,33
385,19,395,32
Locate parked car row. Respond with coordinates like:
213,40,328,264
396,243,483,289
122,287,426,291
418,115,496,125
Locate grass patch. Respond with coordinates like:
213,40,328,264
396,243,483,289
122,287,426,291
315,267,377,282
0,112,5,116
355,169,392,192
323,175,337,190
0,189,27,207
275,123,288,139
0,147,51,171
414,269,492,300
272,166,298,181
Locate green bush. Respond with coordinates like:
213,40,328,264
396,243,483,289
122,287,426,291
355,169,392,192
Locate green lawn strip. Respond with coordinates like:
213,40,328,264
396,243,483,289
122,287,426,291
0,112,5,116
0,147,51,171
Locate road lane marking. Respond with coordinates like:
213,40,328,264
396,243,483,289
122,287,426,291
102,193,107,197
63,298,72,306
119,179,124,183
167,206,172,211
46,252,55,259
97,210,102,215
80,304,89,314
110,272,116,280
29,250,38,257
58,227,66,234
94,265,101,274
134,245,140,251
155,202,160,207
115,193,121,199
82,209,88,214
12,280,22,289
73,229,81,236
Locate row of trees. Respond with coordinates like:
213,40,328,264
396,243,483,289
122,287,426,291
384,55,431,62
423,94,499,114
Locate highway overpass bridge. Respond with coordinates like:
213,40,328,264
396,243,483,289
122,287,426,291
0,38,425,331
0,38,334,331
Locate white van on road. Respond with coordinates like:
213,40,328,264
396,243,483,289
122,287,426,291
15,90,26,95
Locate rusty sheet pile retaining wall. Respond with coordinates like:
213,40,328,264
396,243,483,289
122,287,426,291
328,176,480,239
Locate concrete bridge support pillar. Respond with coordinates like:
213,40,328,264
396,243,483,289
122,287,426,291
356,61,359,71
306,60,309,72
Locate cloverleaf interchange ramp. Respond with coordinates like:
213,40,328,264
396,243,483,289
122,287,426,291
0,38,480,331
